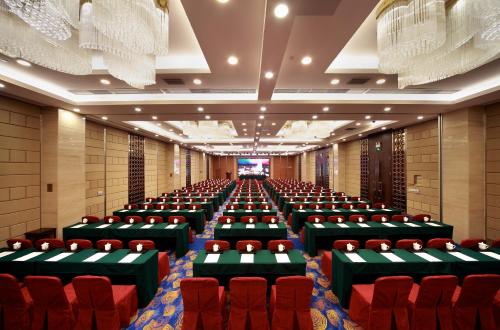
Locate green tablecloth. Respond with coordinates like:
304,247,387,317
193,249,306,285
291,208,401,233
222,209,278,221
332,248,500,307
0,248,158,307
63,222,189,257
283,201,369,218
304,221,453,256
149,202,214,219
214,222,287,246
113,209,205,233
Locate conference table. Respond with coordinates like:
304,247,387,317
213,222,287,246
193,249,306,286
291,208,401,233
222,209,278,221
63,222,189,257
147,201,214,220
0,247,158,307
282,201,370,218
164,192,225,205
303,221,454,256
331,247,500,307
277,195,353,210
113,208,205,233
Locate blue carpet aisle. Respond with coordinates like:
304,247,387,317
127,187,360,330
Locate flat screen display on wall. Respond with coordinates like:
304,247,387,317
237,158,270,177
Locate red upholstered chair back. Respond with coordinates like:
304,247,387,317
267,240,294,253
460,238,487,250
81,215,99,223
172,198,182,203
241,216,258,224
373,202,387,209
327,215,346,223
272,276,313,329
308,203,321,210
427,238,454,250
333,240,360,251
230,197,239,202
358,203,370,209
228,277,268,330
371,214,390,222
236,240,262,253
324,203,337,210
492,239,500,248
146,216,163,224
35,238,65,251
293,203,306,210
350,196,361,201
365,239,392,251
104,215,121,224
226,204,239,210
188,204,201,210
262,215,279,224
259,204,272,210
395,239,423,250
125,216,143,224
168,216,186,224
159,197,170,202
25,276,75,329
171,203,185,210
337,196,348,202
306,215,325,223
124,204,137,210
335,192,345,196
66,239,93,250
145,197,156,202
342,203,355,210
180,278,223,330
258,197,267,202
391,214,409,222
349,215,367,223
156,203,169,210
244,204,256,210
96,239,123,251
218,216,235,224
205,240,230,252
142,203,154,210
0,273,32,329
298,197,308,202
129,240,156,251
413,214,431,222
7,238,32,250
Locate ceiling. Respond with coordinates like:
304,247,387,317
1,0,499,155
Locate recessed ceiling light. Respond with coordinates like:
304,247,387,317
169,129,173,132
322,106,330,112
0,82,5,88
365,115,371,119
358,133,362,137
100,79,111,85
264,71,274,79
330,78,340,85
312,115,318,119
101,116,108,120
197,107,204,112
331,132,336,136
356,122,361,126
266,133,271,136
16,59,31,67
381,127,387,130
342,138,346,141
134,127,139,131
134,107,142,112
227,55,238,65
155,134,159,137
376,78,386,85
217,0,229,3
169,139,172,142
244,133,248,136
384,106,391,112
259,115,265,119
274,3,289,18
256,132,260,135
243,128,247,132
418,115,424,120
73,108,80,113
257,123,262,127
301,56,312,65
152,116,158,120
193,78,202,85
205,115,211,120
260,106,267,112
242,122,246,126
156,123,161,126
272,122,276,126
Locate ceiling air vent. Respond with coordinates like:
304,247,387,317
347,78,370,85
163,78,185,85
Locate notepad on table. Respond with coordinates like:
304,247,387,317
246,224,255,229
380,252,405,262
414,252,441,262
137,210,146,213
404,223,420,227
480,251,500,260
83,252,108,262
0,251,15,259
344,253,366,263
275,253,291,263
154,210,162,212
97,224,111,229
425,222,441,227
141,224,154,229
351,209,359,212
263,210,270,212
358,223,370,228
119,224,132,229
337,223,349,228
313,223,324,228
119,253,142,263
204,254,220,263
381,223,396,227
165,224,177,229
228,210,235,213
13,252,44,262
448,251,477,262
367,209,375,212
298,210,305,213
171,210,179,213
268,224,278,229
245,210,252,213
189,210,196,213
71,224,87,228
46,252,73,262
240,254,254,263
119,209,128,212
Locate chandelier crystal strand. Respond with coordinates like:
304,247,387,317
103,52,156,89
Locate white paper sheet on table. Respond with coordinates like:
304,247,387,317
298,210,305,213
313,223,324,228
414,252,441,262
171,210,179,213
246,224,255,229
0,251,15,259
268,224,278,229
344,253,366,263
448,251,477,262
165,224,177,229
380,252,405,262
263,210,270,212
189,210,196,213
480,251,500,260
240,254,254,263
204,254,220,263
404,223,420,227
425,222,441,227
245,210,252,213
13,252,44,262
381,209,391,211
351,210,359,212
381,223,396,227
46,252,73,262
358,223,370,228
331,209,340,212
275,253,291,263
141,224,154,229
367,209,375,212
119,210,128,212
221,224,231,229
337,223,349,228
137,210,146,213
154,210,162,213
228,210,235,213
315,210,323,212
119,253,142,263
71,224,87,228
97,224,111,229
119,224,132,229
83,252,108,262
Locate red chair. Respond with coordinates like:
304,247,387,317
334,239,360,251
128,240,169,284
349,215,367,223
293,204,306,210
358,203,370,209
306,215,325,223
337,196,348,202
287,214,292,226
171,204,185,210
0,273,32,330
96,239,123,252
371,214,390,222
373,202,387,209
309,203,322,210
168,216,193,242
81,215,99,224
72,275,138,330
141,204,153,210
460,238,488,250
241,216,258,224
146,216,163,224
35,238,65,251
244,204,257,210
427,238,455,250
66,239,93,251
259,204,272,210
104,215,121,224
189,204,201,210
365,239,392,251
159,197,170,202
227,204,239,210
125,216,142,224
236,240,262,253
145,197,157,202
245,198,255,202
262,216,279,224
218,216,235,224
230,197,240,202
205,240,230,253
396,239,423,250
350,196,361,201
413,214,431,222
321,240,360,282
25,276,78,330
228,277,269,330
349,276,414,330
270,276,313,330
451,274,500,330
392,214,409,222
156,204,169,210
123,204,137,210
7,238,32,250
180,278,226,330
327,215,346,223
342,203,355,210
324,203,337,210
267,240,294,253
492,239,500,248
408,275,458,330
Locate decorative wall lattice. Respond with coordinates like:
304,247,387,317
315,148,330,188
186,149,191,187
392,128,407,211
360,139,369,199
128,134,145,204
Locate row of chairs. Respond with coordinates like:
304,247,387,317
303,213,430,223
229,197,268,202
124,203,202,210
348,274,500,330
181,276,314,330
292,202,387,210
226,204,273,210
6,238,170,284
0,273,137,330
217,215,279,224
204,239,294,253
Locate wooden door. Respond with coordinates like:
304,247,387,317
367,132,392,204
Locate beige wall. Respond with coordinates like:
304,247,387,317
486,103,500,241
158,142,174,195
344,140,360,196
85,121,105,217
406,120,440,219
105,127,129,215
0,97,41,247
300,151,316,183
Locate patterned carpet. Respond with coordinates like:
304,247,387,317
127,188,360,330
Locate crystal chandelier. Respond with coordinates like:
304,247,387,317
376,0,500,88
0,0,169,88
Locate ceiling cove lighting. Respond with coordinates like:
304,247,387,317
274,3,289,18
227,55,239,65
301,56,312,65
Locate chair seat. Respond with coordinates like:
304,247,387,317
320,251,332,282
349,284,374,329
158,252,170,284
112,285,138,327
